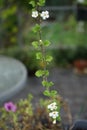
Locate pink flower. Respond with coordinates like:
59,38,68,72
4,102,17,112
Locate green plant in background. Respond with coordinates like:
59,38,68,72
0,0,32,48
0,1,18,47
25,15,87,47
30,0,61,124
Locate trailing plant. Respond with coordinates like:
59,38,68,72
29,0,61,124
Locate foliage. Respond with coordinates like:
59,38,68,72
0,0,32,47
42,17,87,46
52,45,87,68
0,6,17,46
24,15,87,47
0,94,70,130
52,48,75,68
29,0,62,124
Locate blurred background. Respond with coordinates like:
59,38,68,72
0,0,87,71
0,0,87,123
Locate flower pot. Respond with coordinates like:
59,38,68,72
73,59,87,74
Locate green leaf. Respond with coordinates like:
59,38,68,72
46,55,53,62
57,115,61,121
42,80,47,86
44,70,49,76
37,0,45,6
42,80,54,87
0,0,3,6
32,41,39,49
44,40,51,47
50,90,57,97
32,24,41,33
35,69,49,77
29,1,35,7
43,90,51,96
36,52,42,59
28,94,33,101
35,70,44,77
2,6,17,19
48,81,54,87
13,114,17,123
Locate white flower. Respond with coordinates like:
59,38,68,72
53,120,56,124
47,102,57,111
32,11,38,18
77,0,84,3
40,11,49,20
49,111,59,119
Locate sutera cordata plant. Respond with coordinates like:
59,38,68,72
30,0,61,124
